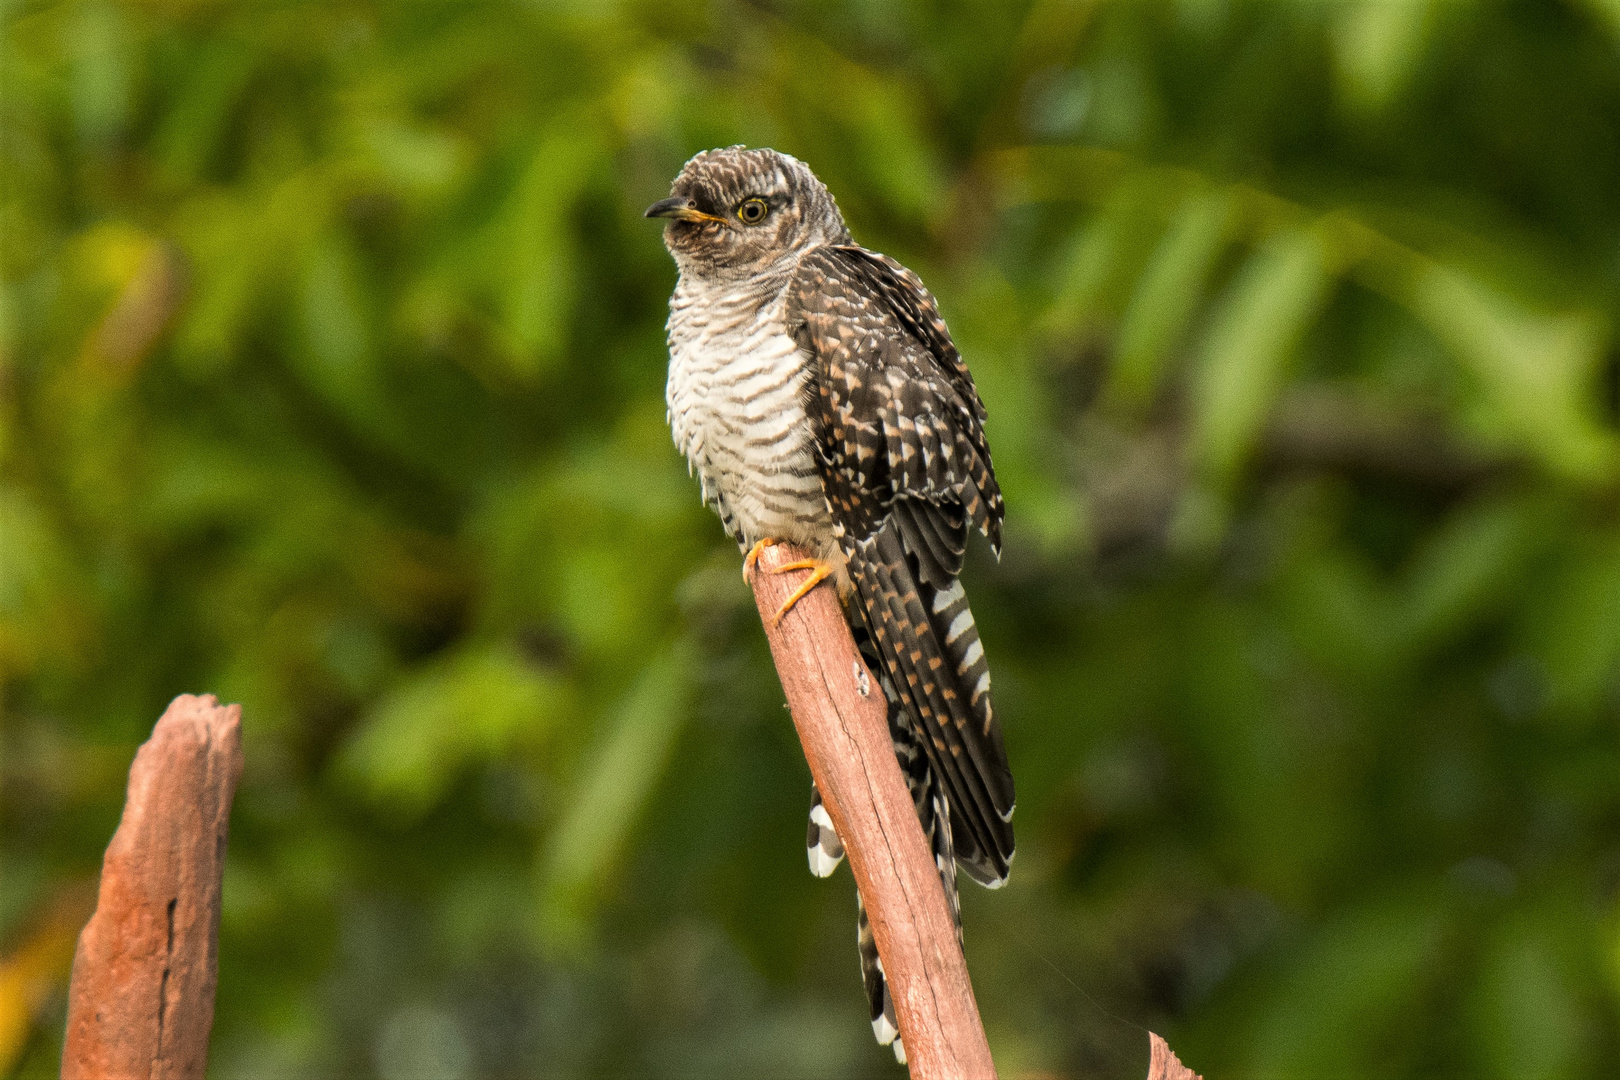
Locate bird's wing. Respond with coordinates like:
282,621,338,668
786,244,1014,886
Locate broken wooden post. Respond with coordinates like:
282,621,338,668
748,542,997,1080
1147,1031,1203,1079
61,694,243,1080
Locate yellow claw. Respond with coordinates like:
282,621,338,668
743,537,783,580
769,559,834,627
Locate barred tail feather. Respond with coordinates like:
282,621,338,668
850,524,1015,886
915,577,1012,886
807,784,845,877
857,895,902,1061
856,547,992,867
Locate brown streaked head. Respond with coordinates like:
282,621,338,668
648,146,851,281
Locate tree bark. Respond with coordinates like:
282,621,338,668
1147,1031,1203,1080
61,694,243,1080
747,542,997,1080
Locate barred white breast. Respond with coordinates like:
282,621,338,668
665,273,829,551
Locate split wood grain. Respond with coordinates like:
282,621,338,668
61,694,243,1080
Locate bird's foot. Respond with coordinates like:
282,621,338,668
743,537,783,581
769,559,834,628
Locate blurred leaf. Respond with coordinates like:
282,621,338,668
337,641,569,820
293,231,379,423
1278,522,1398,677
499,115,603,376
172,173,331,374
0,886,93,1073
0,486,86,679
71,221,159,293
1576,0,1620,44
151,37,256,189
1331,0,1448,116
1187,228,1333,484
1043,178,1173,337
773,30,947,223
353,112,467,200
67,0,132,147
1399,262,1616,481
1469,913,1588,1080
1522,533,1620,717
538,640,693,944
1397,493,1545,657
1246,890,1451,1076
1110,186,1232,406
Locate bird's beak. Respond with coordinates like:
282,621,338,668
645,197,726,224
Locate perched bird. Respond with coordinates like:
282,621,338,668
648,147,1013,1062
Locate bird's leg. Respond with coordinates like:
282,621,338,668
743,537,783,580
769,559,835,628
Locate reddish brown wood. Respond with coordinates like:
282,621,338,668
748,543,997,1080
1147,1032,1203,1080
62,694,243,1080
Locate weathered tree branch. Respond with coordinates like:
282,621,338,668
748,544,1208,1080
61,694,243,1080
1147,1031,1203,1080
747,542,997,1080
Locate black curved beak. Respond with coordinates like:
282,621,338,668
645,197,725,224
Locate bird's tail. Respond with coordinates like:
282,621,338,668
850,524,1014,886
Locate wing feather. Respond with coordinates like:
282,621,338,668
788,245,1015,885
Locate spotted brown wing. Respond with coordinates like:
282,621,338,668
787,244,1014,887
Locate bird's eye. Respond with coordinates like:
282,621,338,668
737,198,769,224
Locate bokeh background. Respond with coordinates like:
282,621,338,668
7,0,1620,1076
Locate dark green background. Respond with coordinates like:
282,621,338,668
7,1,1620,1076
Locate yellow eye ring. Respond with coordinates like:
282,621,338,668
737,198,768,224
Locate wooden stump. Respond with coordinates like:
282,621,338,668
61,694,243,1080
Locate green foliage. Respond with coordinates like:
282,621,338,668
5,1,1620,1076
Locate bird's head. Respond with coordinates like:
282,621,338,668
647,147,850,282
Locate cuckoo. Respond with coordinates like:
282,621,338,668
648,147,1014,1063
